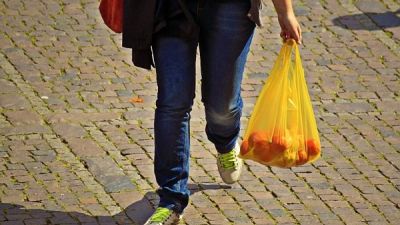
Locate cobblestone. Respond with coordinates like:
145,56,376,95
1,0,400,224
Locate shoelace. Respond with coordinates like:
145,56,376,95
219,150,238,169
149,207,172,222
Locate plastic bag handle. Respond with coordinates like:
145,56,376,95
284,39,301,66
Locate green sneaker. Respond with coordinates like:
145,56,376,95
217,141,243,184
144,207,182,225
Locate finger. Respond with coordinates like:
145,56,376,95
295,33,300,45
292,27,300,44
285,26,295,43
297,26,302,45
284,32,290,42
280,31,285,39
281,31,288,42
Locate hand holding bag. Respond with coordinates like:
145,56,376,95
99,0,123,33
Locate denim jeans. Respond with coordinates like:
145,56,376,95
152,0,255,214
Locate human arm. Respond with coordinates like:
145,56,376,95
271,0,302,44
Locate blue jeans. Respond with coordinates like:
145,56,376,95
152,0,255,214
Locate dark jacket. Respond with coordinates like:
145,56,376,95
122,0,262,70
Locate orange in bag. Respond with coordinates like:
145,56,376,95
240,139,250,156
306,139,321,160
271,131,293,152
250,132,274,162
296,149,308,166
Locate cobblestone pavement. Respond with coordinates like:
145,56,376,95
1,0,399,224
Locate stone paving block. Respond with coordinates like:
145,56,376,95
46,112,121,123
0,94,30,110
0,221,25,225
324,102,375,113
0,124,51,136
3,110,41,125
0,80,18,94
24,218,48,225
84,157,135,193
52,123,88,139
66,138,106,157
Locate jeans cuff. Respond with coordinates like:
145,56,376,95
158,202,184,214
216,140,238,154
157,189,187,214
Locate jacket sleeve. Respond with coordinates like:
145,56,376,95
132,49,154,70
248,0,263,27
122,0,157,49
122,0,157,70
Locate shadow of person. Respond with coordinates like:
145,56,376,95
0,183,231,225
332,9,400,30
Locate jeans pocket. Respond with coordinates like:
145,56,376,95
208,0,255,32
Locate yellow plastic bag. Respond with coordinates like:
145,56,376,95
239,40,320,168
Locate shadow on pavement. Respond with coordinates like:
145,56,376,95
332,9,400,30
0,183,231,225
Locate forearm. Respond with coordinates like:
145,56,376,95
271,0,295,16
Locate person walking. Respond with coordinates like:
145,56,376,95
122,0,302,224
